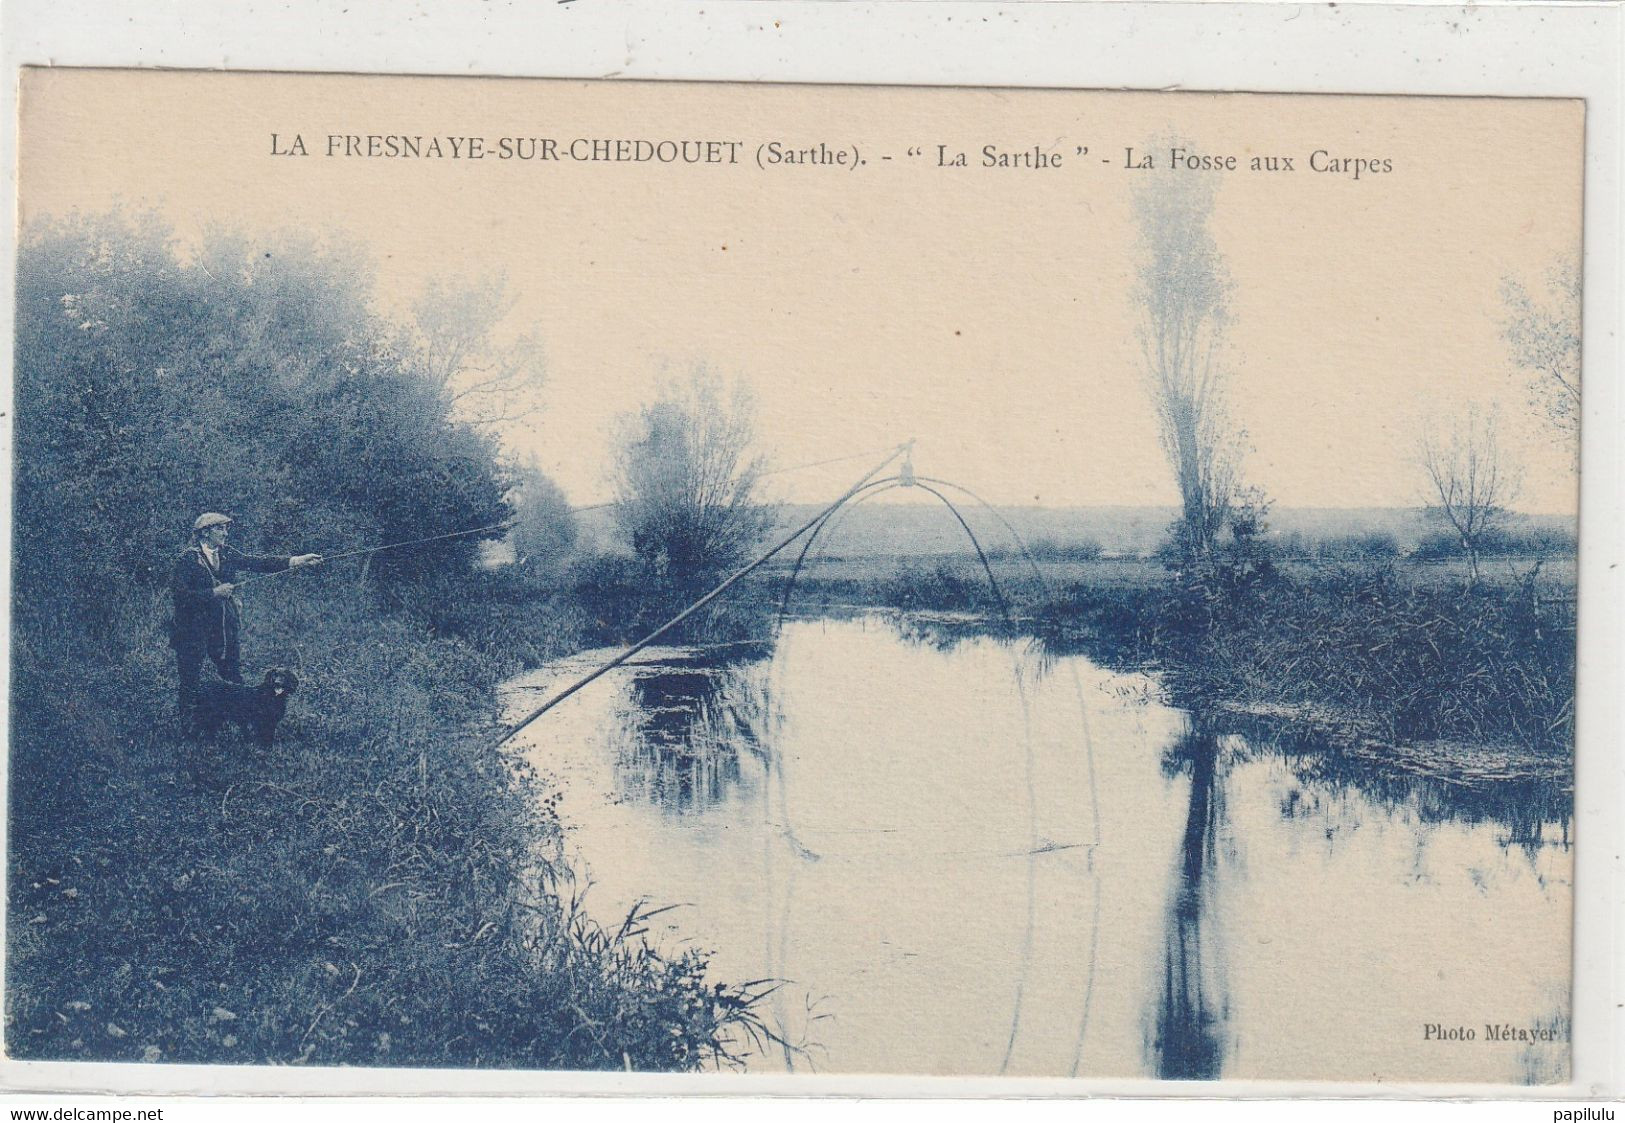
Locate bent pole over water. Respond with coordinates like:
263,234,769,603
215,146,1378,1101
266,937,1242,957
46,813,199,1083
493,440,915,748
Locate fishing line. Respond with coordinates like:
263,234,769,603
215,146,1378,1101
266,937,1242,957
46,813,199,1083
773,478,906,630
914,476,1104,842
778,475,1107,1073
757,490,899,1073
761,444,903,478
237,444,894,579
894,485,1036,1075
758,494,897,1074
232,518,517,585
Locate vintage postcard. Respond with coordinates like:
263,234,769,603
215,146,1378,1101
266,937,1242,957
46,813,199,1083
6,70,1584,1087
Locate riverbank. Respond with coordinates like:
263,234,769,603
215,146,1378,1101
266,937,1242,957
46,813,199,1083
759,552,1578,762
1056,563,1574,759
7,573,777,1068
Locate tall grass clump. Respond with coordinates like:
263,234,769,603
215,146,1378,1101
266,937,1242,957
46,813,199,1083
1046,557,1576,755
1197,564,1574,751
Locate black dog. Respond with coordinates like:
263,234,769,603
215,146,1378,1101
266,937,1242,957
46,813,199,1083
193,668,299,747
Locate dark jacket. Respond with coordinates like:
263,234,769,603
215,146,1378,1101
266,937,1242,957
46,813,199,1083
168,543,290,653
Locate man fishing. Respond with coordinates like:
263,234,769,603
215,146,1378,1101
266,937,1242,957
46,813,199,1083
170,512,322,722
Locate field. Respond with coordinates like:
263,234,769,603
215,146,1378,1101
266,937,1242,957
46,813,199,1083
762,552,1577,604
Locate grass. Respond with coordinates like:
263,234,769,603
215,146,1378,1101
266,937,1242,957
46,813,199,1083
766,551,1578,758
771,552,1575,593
7,567,779,1069
1071,565,1575,756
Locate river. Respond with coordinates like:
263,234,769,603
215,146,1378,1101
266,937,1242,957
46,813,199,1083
503,612,1571,1082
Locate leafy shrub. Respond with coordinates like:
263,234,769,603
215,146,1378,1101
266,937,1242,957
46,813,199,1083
508,462,580,578
13,216,509,610
877,560,1003,614
997,537,1105,563
610,369,776,599
1275,531,1402,562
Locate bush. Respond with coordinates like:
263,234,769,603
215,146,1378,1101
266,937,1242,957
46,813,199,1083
1410,524,1577,563
878,560,1003,614
8,591,769,1068
1143,564,1575,751
508,461,580,579
15,218,512,605
1408,531,1463,562
610,369,776,601
999,537,1105,563
1275,531,1402,562
1478,525,1578,557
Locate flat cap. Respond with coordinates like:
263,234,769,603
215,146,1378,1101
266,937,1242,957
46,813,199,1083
193,512,234,531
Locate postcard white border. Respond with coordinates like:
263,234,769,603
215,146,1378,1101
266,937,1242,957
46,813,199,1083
0,0,1619,1103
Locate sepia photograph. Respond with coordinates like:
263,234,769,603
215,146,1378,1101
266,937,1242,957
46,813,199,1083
3,67,1598,1089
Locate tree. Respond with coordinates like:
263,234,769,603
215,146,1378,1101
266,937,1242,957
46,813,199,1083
508,458,579,577
1133,160,1242,567
12,214,511,611
414,273,546,430
1419,406,1522,585
1500,259,1580,439
611,368,776,593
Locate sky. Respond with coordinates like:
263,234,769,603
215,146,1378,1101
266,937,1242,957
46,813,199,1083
16,71,1584,513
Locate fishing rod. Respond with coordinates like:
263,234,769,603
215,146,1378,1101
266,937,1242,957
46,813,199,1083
233,518,517,585
233,440,899,584
760,443,903,478
493,439,915,748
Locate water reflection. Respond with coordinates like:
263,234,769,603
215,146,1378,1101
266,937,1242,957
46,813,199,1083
889,611,1021,653
1150,723,1233,1079
1229,716,1573,861
611,655,770,813
509,614,1572,1082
